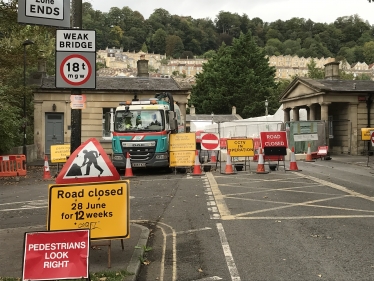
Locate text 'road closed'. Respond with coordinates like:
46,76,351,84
48,181,129,240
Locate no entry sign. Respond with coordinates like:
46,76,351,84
23,229,89,280
371,131,374,146
201,133,220,150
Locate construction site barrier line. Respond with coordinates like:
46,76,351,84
0,155,27,177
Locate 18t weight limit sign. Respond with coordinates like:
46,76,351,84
56,52,96,89
61,54,91,86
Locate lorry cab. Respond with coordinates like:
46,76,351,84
105,93,182,169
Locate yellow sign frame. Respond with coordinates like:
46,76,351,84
361,128,374,141
170,151,195,167
47,180,129,240
226,138,255,157
50,144,71,163
169,133,196,151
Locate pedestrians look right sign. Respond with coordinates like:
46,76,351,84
55,29,96,88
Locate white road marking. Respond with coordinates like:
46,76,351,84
216,223,241,281
171,227,212,236
193,276,223,280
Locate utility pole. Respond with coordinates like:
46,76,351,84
70,0,82,154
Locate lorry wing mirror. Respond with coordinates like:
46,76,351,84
104,112,111,132
168,111,177,131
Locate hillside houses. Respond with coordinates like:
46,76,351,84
96,48,374,81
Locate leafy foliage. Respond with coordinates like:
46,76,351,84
189,32,277,118
0,0,56,153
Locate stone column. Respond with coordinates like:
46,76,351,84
307,104,316,120
283,107,291,122
320,102,331,147
178,102,187,132
292,106,300,121
320,102,331,121
349,102,359,155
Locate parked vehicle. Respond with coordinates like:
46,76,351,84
105,92,183,169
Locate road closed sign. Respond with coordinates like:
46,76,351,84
260,131,288,148
48,181,129,240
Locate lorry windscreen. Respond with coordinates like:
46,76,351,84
114,110,164,132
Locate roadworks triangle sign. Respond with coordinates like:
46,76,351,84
55,138,120,184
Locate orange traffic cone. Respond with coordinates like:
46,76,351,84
256,148,269,174
124,152,135,178
305,143,315,162
288,147,302,171
191,150,204,176
43,155,52,180
223,150,236,175
210,150,217,164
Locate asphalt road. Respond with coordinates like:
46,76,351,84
1,158,374,280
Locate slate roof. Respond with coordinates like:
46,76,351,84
35,76,192,91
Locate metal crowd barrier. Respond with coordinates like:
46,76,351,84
0,155,27,178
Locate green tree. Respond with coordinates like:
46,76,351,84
363,41,374,63
141,42,148,52
306,58,324,79
152,28,167,54
189,32,276,118
165,35,184,58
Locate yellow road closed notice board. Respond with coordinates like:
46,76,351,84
48,181,129,240
226,138,255,157
169,133,196,151
50,144,71,163
170,151,195,167
361,128,374,141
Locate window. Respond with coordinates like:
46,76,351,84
102,108,114,139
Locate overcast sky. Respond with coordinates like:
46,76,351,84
86,0,373,25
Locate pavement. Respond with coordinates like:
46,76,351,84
1,153,372,279
0,162,150,281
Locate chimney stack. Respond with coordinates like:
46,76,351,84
232,106,236,115
137,54,149,77
324,61,340,80
190,105,196,115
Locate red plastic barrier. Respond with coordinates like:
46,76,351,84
0,155,27,177
253,154,284,162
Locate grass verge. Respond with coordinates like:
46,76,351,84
0,269,132,281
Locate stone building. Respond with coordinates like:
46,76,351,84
32,57,191,159
280,61,373,155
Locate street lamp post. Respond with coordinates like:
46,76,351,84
23,39,34,160
265,99,269,116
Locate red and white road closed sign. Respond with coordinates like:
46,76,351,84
371,131,374,146
23,229,90,280
260,131,288,148
201,133,220,150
